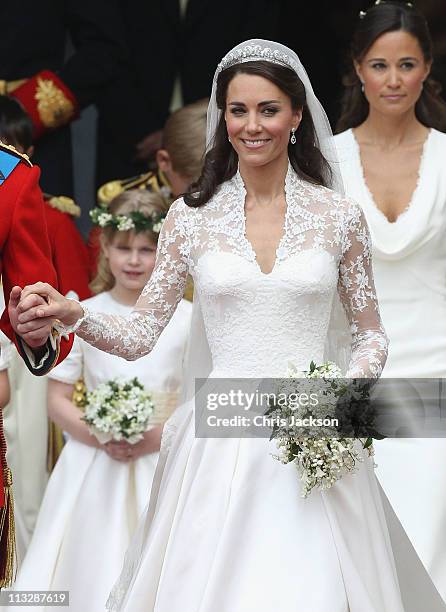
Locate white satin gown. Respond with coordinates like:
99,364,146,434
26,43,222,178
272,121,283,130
59,165,425,612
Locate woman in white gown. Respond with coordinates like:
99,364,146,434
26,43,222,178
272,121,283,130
8,192,191,612
15,40,444,612
334,2,446,600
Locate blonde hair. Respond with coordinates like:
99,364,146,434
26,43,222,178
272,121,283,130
90,190,168,295
162,98,208,181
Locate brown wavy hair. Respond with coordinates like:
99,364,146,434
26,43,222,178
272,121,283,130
90,190,168,295
336,1,446,133
184,61,333,208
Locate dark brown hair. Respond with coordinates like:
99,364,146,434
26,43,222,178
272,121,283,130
0,95,33,151
184,61,333,208
336,1,446,133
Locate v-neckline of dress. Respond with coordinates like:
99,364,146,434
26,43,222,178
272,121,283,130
351,128,432,225
234,164,294,276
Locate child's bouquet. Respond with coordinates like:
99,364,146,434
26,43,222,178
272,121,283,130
267,361,376,498
82,377,154,444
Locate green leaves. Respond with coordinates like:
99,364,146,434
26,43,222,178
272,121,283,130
89,204,166,234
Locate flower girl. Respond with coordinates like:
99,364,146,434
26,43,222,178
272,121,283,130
8,191,191,611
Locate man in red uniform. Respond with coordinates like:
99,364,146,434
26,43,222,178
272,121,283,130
0,141,73,585
0,95,92,301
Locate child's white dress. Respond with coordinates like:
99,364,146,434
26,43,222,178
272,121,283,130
9,291,191,611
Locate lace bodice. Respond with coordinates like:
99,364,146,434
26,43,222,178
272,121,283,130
73,166,387,378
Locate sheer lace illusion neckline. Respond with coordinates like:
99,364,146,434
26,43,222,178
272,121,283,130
351,129,431,225
234,164,294,276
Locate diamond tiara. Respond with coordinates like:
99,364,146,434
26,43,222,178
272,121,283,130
216,44,299,75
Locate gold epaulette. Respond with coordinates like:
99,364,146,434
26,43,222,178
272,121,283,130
97,171,154,204
45,195,81,218
0,79,26,95
0,141,32,167
97,169,172,205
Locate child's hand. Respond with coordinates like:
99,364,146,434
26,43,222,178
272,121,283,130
103,440,136,462
130,426,163,459
103,426,163,462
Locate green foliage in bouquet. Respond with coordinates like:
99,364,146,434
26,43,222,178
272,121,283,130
267,361,384,497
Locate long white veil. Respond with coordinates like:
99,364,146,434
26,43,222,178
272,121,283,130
181,38,351,407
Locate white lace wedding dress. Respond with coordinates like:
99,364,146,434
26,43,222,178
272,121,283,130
71,165,406,611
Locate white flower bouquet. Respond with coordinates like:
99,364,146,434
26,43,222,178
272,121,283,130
82,377,155,444
267,361,375,498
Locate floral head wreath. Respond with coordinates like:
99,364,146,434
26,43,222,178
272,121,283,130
359,0,413,18
89,204,166,234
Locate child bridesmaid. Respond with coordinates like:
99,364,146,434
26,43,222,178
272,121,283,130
9,191,191,611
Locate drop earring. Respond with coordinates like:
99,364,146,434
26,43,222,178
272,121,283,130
290,127,297,145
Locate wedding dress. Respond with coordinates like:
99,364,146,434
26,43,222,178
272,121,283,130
64,164,414,612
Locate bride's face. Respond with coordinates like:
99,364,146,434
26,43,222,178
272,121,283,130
355,31,431,118
224,73,301,168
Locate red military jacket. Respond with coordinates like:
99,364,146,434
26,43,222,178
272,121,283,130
0,143,74,506
44,196,91,300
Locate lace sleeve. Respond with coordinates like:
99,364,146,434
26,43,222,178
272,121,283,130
338,201,389,378
74,199,191,360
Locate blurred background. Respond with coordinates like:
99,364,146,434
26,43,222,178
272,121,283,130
1,0,445,234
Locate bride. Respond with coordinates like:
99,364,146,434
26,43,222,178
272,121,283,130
14,40,437,612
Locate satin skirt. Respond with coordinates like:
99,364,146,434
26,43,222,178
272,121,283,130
106,398,407,612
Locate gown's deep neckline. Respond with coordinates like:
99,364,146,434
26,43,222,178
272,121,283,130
351,128,432,225
235,165,293,276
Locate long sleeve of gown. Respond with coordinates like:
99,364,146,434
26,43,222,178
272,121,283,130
338,203,389,378
69,199,191,360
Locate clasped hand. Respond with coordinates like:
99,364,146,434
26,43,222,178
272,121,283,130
9,282,83,348
103,426,163,462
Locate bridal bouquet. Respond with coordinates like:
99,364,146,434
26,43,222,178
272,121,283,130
82,378,155,444
267,361,375,498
